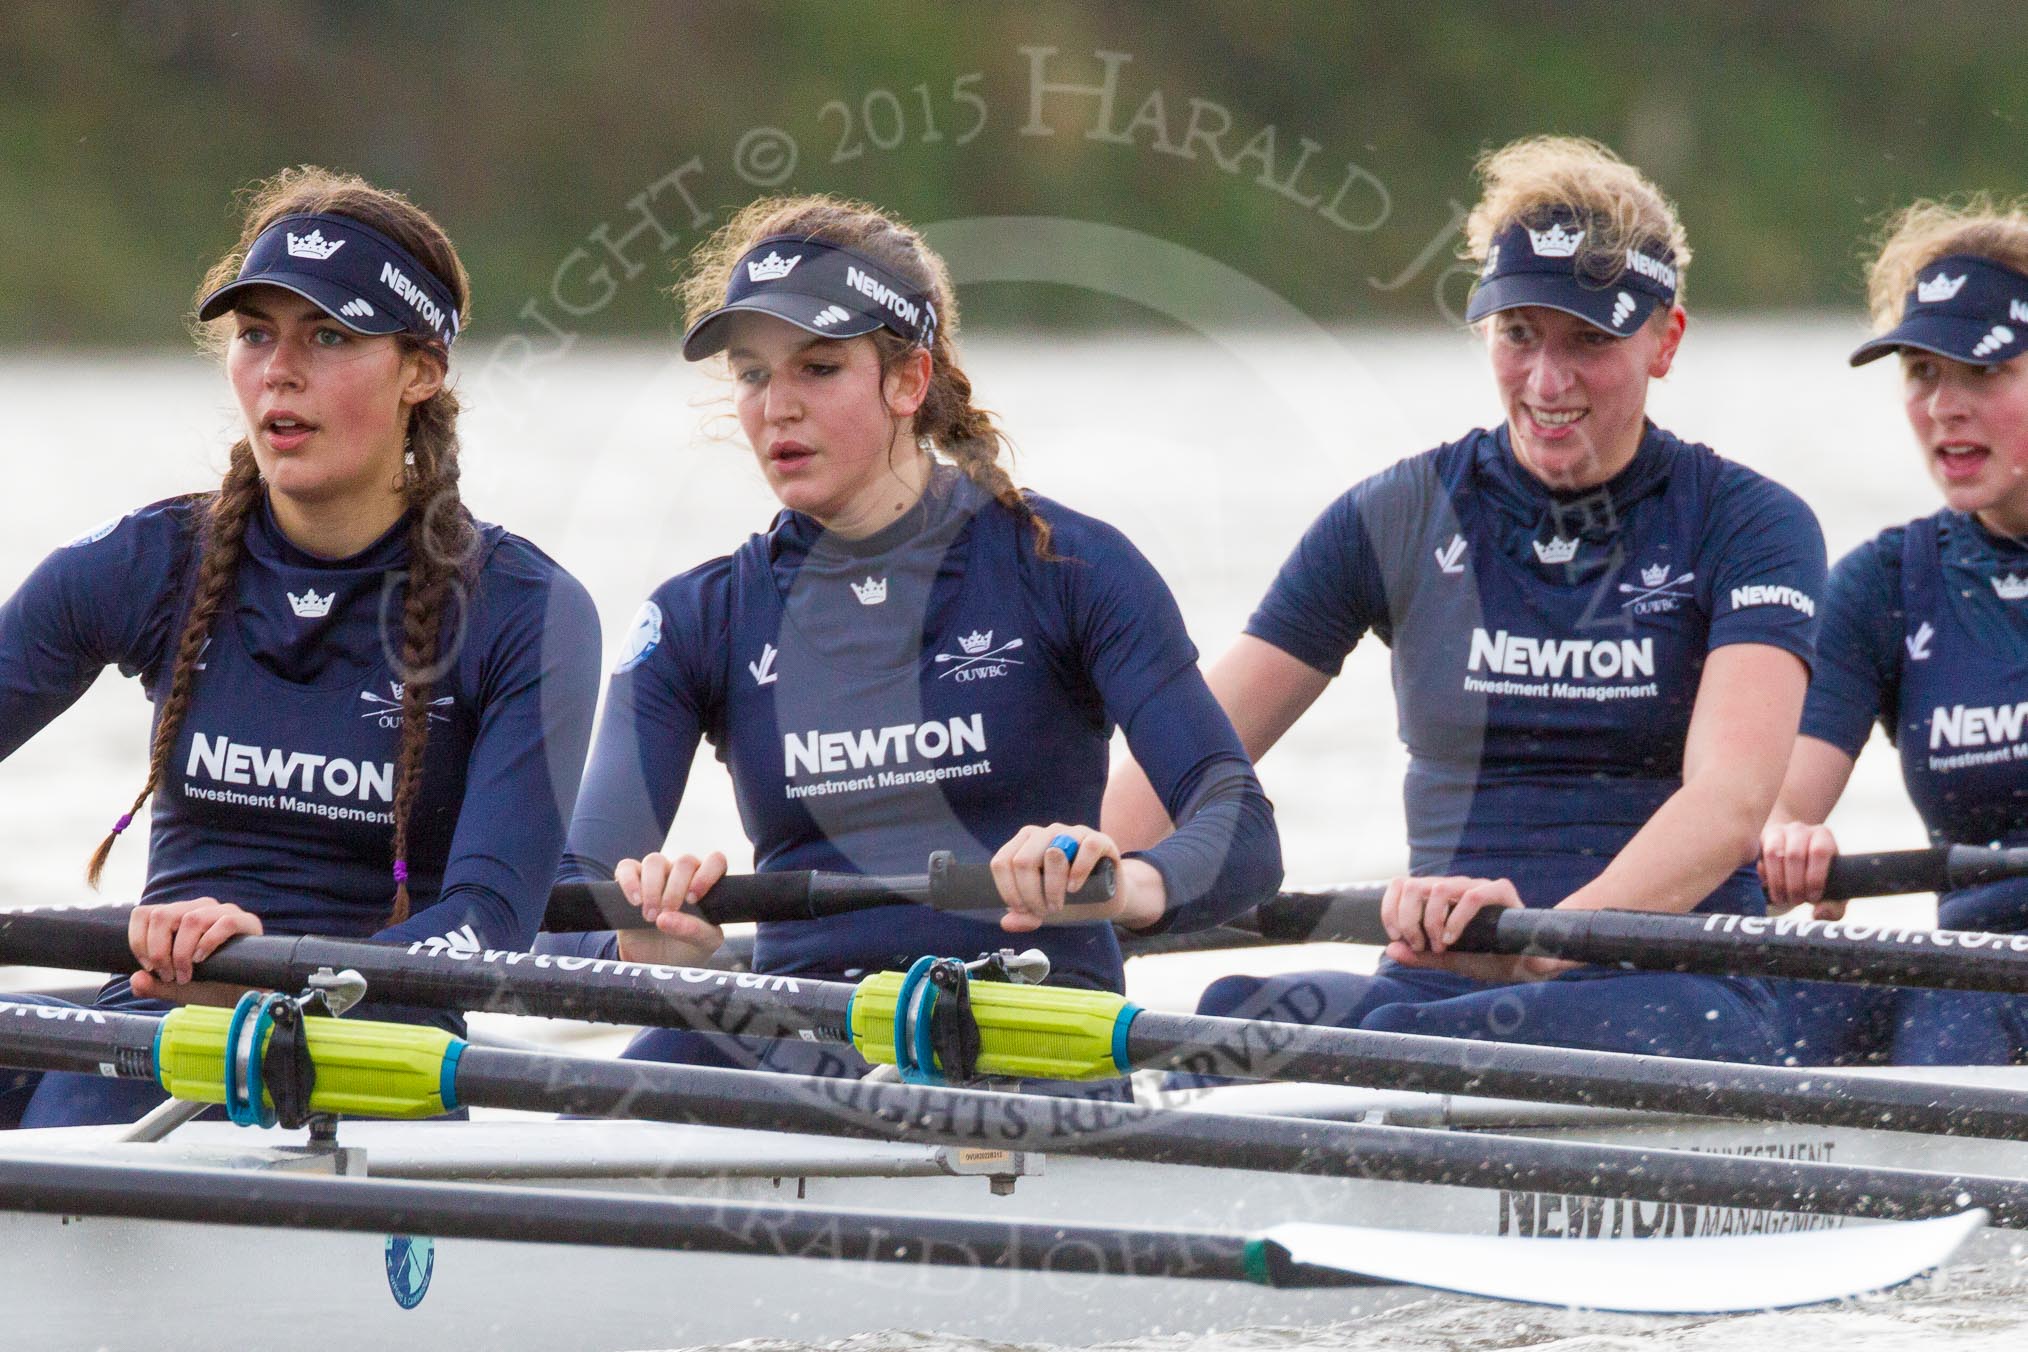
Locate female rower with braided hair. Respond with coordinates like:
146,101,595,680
0,167,600,1124
554,195,1280,1077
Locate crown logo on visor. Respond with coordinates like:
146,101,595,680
746,251,801,283
1993,574,2028,601
1526,222,1584,258
1641,563,1670,588
958,629,993,655
286,229,345,261
851,576,888,606
287,589,335,619
1533,536,1581,566
1917,272,1968,304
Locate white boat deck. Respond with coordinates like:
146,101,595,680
4,1073,2025,1349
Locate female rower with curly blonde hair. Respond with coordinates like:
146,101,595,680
1763,195,2028,1065
1108,136,1826,1063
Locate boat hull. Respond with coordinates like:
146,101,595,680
6,1072,2027,1349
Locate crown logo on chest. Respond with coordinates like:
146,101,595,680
1532,536,1580,566
287,589,335,619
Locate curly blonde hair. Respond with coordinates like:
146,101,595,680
1463,135,1691,306
1866,194,2028,329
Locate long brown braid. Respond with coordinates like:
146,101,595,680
92,167,475,929
86,445,263,886
680,195,1054,558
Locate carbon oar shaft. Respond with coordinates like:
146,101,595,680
1120,1011,2028,1140
7,912,2028,1143
0,1154,1301,1287
0,911,859,1037
9,1003,2028,1230
1453,907,2028,994
1201,846,2028,953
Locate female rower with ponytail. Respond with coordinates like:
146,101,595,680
1763,197,2028,1066
0,168,600,1124
1107,136,1827,1063
553,195,1280,1077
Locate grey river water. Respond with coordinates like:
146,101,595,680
2,324,2019,1346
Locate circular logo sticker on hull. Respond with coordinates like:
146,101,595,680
385,1233,436,1309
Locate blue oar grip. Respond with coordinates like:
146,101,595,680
1048,833,1079,861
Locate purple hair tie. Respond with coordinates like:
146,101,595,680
392,859,409,885
110,812,135,836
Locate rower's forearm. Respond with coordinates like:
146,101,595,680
1559,779,1762,915
1130,759,1283,934
1099,755,1176,852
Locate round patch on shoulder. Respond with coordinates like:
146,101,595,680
613,600,664,674
64,515,124,548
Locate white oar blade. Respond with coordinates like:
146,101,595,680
1261,1208,1987,1313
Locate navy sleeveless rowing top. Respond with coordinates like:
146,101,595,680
559,467,1281,989
1802,510,2028,928
0,496,602,949
1247,423,1825,913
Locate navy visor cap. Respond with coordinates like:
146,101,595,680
1465,210,1680,337
682,236,938,361
1850,254,2028,367
197,212,461,347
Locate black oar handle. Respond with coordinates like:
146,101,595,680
543,852,1116,933
1822,844,2028,900
1189,846,2028,955
924,852,1116,910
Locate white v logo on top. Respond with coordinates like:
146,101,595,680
1434,535,1467,575
749,643,779,686
1906,622,1935,662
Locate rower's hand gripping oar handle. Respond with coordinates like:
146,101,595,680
544,852,1117,933
1220,845,2028,951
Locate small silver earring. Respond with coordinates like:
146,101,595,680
917,434,934,454
403,449,416,468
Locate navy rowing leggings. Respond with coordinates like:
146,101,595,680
1773,886,2028,1068
1890,888,2028,1064
1195,962,1786,1064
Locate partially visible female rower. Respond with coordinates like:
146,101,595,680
1106,136,1825,1062
554,195,1281,1077
0,168,601,1124
1763,196,2028,1066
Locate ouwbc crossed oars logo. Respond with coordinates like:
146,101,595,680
934,635,1024,678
